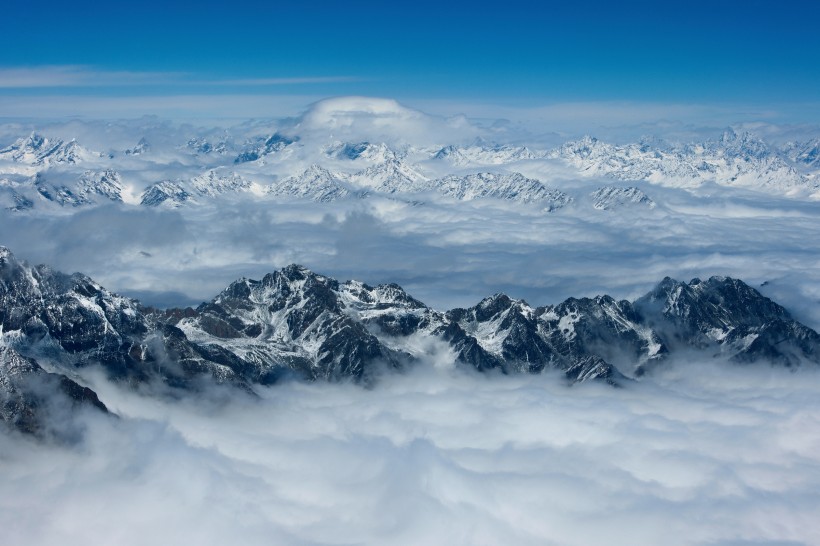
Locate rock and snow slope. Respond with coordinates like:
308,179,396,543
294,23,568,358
2,245,819,433
3,103,819,214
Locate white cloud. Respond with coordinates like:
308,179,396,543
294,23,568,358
2,361,820,546
1,98,819,546
0,66,182,88
3,183,820,330
213,77,361,86
0,66,360,90
288,96,481,146
0,94,321,121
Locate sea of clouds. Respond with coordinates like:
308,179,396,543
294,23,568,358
2,360,820,546
2,100,820,545
2,184,819,330
1,98,819,328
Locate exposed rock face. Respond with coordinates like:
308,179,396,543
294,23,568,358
0,246,258,391
2,246,819,422
140,180,193,207
591,186,655,210
234,133,298,164
176,265,409,383
635,276,820,368
0,346,107,439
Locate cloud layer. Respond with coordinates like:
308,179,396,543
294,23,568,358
3,184,820,331
2,361,820,546
2,102,820,546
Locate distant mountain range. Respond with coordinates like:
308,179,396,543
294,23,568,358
2,246,818,437
2,126,819,214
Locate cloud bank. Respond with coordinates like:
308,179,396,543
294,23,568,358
2,185,819,331
2,361,819,546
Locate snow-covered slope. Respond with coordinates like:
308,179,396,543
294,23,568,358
590,186,655,210
433,172,571,210
3,109,820,216
267,165,354,202
0,346,108,437
434,143,540,165
3,246,820,435
551,130,819,198
0,133,99,166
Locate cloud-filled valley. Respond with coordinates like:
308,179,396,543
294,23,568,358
3,362,820,546
1,99,819,328
2,97,820,546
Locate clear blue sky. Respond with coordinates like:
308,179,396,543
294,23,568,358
1,0,818,105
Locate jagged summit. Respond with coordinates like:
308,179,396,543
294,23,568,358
2,249,820,433
325,141,398,162
3,120,820,213
591,186,655,210
0,132,97,166
2,251,818,393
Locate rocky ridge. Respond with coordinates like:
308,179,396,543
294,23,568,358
4,125,820,213
2,246,819,434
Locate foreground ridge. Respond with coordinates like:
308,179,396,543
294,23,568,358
1,246,819,433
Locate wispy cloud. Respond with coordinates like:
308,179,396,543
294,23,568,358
211,76,361,86
0,65,360,89
0,65,181,88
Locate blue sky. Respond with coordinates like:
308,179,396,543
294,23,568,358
1,0,818,111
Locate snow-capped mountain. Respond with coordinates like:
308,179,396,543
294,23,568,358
76,169,125,203
2,114,820,217
3,245,819,435
0,246,261,394
186,136,232,155
0,169,124,211
266,165,353,202
551,130,819,198
432,172,571,210
140,180,194,207
590,186,655,210
124,137,150,156
434,143,540,165
0,133,98,166
234,133,299,164
0,346,108,438
190,169,254,197
347,157,430,192
324,141,399,162
783,138,820,169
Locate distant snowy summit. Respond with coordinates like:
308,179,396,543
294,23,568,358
2,99,820,214
0,132,100,166
550,130,818,198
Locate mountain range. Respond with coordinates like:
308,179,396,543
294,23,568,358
2,246,818,437
2,124,819,214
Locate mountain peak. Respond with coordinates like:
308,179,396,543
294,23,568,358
280,263,313,280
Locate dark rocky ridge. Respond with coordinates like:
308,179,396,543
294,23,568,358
2,246,819,434
0,346,107,439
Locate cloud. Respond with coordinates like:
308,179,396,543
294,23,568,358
0,66,183,88
290,96,482,146
3,184,820,331
1,100,820,545
212,77,361,86
0,94,324,121
2,360,820,546
0,66,360,90
406,98,820,142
